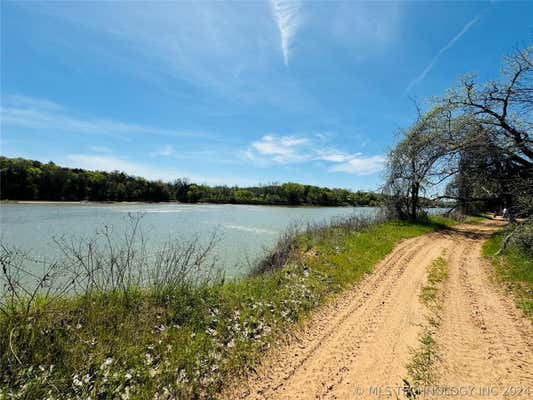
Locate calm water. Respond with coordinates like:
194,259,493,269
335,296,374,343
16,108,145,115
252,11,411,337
0,203,377,277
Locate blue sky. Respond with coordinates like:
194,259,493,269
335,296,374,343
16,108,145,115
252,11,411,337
1,1,531,190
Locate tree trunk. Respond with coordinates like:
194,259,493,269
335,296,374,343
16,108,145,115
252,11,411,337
411,182,419,220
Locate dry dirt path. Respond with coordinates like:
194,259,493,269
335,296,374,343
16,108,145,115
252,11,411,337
226,220,533,400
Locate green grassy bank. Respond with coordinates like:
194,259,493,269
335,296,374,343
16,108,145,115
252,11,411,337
0,216,456,400
483,231,533,318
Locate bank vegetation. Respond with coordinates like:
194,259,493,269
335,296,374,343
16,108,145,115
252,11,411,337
0,212,457,399
0,157,384,207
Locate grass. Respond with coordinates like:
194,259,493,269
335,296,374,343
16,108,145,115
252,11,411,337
419,255,448,308
464,214,491,223
405,333,440,389
483,231,533,318
0,216,458,400
405,253,448,394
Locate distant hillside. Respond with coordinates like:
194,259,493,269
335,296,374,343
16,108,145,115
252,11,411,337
0,156,383,206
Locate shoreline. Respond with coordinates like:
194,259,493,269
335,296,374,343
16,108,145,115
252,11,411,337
0,215,460,399
0,200,375,208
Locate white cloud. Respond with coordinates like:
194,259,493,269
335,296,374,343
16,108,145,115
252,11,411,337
270,0,302,65
328,154,386,175
406,14,481,93
64,154,170,181
318,153,348,163
250,134,308,163
63,154,256,186
245,134,384,175
0,95,207,140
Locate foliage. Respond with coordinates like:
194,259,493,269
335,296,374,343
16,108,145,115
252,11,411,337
510,221,533,258
445,47,533,168
0,156,382,207
0,216,456,399
383,46,533,221
383,105,461,219
443,46,533,217
406,253,448,392
419,255,448,307
406,333,440,388
483,229,533,317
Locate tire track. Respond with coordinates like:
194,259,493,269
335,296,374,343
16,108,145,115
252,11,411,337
435,222,533,396
224,220,533,400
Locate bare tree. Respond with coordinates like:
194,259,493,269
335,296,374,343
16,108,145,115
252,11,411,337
383,105,465,219
439,47,533,217
445,46,533,167
384,47,532,221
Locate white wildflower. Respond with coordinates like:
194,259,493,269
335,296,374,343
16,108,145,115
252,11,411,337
100,357,113,370
121,386,130,400
176,369,187,385
145,352,153,365
72,374,83,387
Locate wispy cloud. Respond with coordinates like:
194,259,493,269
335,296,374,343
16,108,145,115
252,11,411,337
405,14,481,93
88,145,113,153
328,154,386,175
63,154,256,186
25,2,279,94
270,0,302,65
248,135,309,163
244,134,384,175
318,153,349,163
1,95,207,140
149,144,176,157
64,154,172,181
330,2,401,50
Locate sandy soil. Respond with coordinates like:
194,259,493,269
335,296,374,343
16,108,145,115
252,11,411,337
225,220,533,399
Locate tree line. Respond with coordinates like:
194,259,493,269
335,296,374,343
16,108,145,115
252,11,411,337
0,156,383,206
384,46,532,222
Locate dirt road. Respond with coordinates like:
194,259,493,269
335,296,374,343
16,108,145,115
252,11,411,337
228,220,533,399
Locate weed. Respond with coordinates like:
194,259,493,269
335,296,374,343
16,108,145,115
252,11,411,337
406,333,441,387
419,255,447,308
483,231,533,319
405,252,448,395
0,216,457,399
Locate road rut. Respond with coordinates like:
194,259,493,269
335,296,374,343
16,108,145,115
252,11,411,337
226,220,532,399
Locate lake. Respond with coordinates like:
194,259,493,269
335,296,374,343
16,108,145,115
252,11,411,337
0,203,378,278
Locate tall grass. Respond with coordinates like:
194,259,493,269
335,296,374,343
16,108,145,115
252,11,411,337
249,214,381,276
483,228,533,318
0,214,457,399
